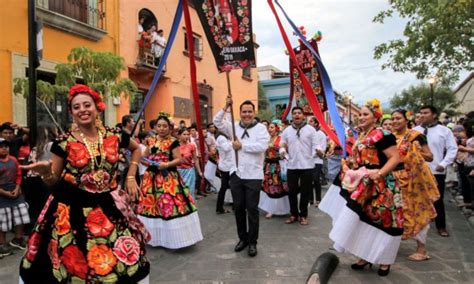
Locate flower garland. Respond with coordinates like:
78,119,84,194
68,84,106,112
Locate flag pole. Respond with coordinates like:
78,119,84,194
225,71,239,166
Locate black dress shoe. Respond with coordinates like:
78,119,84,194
234,241,248,252
248,244,257,257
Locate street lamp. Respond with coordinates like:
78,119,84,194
428,76,437,105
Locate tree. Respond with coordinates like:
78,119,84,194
14,46,137,108
390,83,460,115
373,0,472,85
257,81,273,120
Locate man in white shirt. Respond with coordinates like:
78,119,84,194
152,29,167,66
215,131,232,214
308,117,327,207
214,98,269,257
414,105,458,237
280,107,319,225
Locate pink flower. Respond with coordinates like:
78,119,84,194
113,236,140,266
158,193,175,219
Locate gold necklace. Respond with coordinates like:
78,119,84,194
78,128,105,171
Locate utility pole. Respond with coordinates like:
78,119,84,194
28,0,38,147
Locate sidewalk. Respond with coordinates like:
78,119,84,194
1,185,473,283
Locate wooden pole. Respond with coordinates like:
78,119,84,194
225,71,239,166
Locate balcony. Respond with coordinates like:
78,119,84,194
36,0,107,41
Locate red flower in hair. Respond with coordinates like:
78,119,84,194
68,84,106,112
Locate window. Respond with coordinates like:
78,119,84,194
184,31,203,59
36,0,107,41
242,66,252,80
130,91,145,117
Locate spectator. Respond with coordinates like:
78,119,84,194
152,29,167,67
0,123,29,161
0,138,29,257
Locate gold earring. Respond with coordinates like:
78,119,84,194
95,117,105,132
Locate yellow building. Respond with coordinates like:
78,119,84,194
118,0,258,127
0,0,120,127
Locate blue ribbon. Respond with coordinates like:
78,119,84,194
274,0,347,155
131,0,183,134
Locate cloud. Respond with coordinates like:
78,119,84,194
253,0,427,104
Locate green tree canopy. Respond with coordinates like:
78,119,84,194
257,81,270,111
14,46,137,103
373,0,472,85
390,83,459,115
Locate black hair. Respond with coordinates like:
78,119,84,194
36,123,57,160
207,123,215,128
156,115,171,126
149,119,157,129
177,128,189,135
391,109,409,120
309,116,319,125
291,106,304,114
138,131,148,143
121,115,134,126
254,117,261,123
463,116,474,138
188,123,197,130
239,100,255,111
419,105,438,115
0,123,14,132
260,120,270,125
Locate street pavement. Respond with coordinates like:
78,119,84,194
1,184,473,284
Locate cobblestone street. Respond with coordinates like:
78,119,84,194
1,185,473,283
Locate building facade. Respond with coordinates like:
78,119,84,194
454,72,473,116
0,0,121,127
118,0,258,127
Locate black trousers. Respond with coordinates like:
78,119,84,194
230,174,261,244
434,174,446,229
216,171,230,211
309,164,323,202
287,169,313,218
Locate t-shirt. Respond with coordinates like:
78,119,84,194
178,143,196,169
0,155,24,208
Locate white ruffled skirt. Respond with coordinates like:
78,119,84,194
320,184,401,265
258,191,290,215
138,211,203,249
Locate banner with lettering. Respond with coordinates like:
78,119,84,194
192,0,256,72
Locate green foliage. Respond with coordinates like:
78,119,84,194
390,83,460,115
257,108,274,122
14,46,137,103
373,0,473,85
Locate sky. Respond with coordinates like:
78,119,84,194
251,0,461,106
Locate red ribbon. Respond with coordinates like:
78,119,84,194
267,0,341,147
183,0,207,193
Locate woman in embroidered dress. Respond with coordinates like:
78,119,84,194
391,109,439,261
137,115,203,249
177,128,202,200
19,84,150,283
319,99,402,276
258,122,290,219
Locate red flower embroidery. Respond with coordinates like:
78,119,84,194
103,135,119,164
113,236,140,266
173,194,187,214
138,194,159,216
85,207,115,237
66,141,90,169
381,209,393,228
25,232,41,262
61,245,89,279
48,239,60,269
87,244,117,276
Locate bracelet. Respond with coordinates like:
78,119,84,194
164,162,169,168
131,161,139,167
126,176,136,180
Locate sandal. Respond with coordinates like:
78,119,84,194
314,201,320,208
407,253,431,262
438,229,450,237
285,216,298,224
300,217,309,225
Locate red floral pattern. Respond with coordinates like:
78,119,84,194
87,244,117,276
25,232,41,262
66,142,90,169
54,203,71,236
85,207,115,237
47,239,60,269
61,245,89,279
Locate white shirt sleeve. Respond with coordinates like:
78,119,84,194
213,109,233,139
216,135,232,153
439,129,458,168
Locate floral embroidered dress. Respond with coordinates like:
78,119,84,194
393,130,439,241
258,136,290,215
319,128,403,265
137,135,203,249
20,128,150,284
